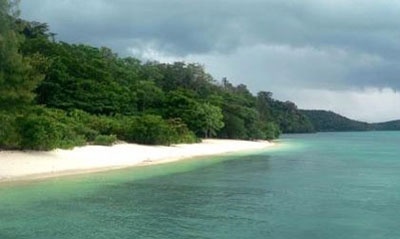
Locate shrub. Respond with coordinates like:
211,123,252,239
167,118,199,144
93,134,117,146
16,107,86,150
263,122,281,140
89,115,121,136
2,107,199,150
66,109,100,141
121,115,171,145
119,115,198,145
0,112,21,149
17,113,64,150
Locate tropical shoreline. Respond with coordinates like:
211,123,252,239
0,139,274,183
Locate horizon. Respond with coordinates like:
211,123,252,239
20,0,400,122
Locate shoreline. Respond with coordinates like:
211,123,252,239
0,139,275,183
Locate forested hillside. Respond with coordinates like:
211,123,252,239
372,120,400,131
301,110,400,132
301,110,371,132
0,1,314,150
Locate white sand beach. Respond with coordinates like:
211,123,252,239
0,139,274,182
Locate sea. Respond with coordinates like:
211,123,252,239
1,131,400,239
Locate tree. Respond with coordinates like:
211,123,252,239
163,89,202,135
219,111,247,139
197,103,224,138
0,0,43,110
256,91,273,121
135,80,164,113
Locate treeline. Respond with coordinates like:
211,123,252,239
301,110,400,132
0,1,314,150
373,120,400,131
301,110,371,132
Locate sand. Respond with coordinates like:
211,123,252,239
0,139,274,182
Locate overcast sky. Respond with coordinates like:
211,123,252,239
20,0,400,122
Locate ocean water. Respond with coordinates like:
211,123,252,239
1,131,400,238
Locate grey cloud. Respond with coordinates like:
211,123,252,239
21,0,400,57
21,0,248,55
19,0,400,120
187,45,399,91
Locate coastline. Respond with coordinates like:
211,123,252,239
0,139,274,183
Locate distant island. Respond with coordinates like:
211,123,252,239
301,110,400,132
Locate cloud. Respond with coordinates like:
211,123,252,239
19,0,400,121
281,88,400,123
20,0,400,56
151,44,391,90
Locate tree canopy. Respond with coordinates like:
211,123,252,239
0,0,43,111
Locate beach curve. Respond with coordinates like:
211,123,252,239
0,139,274,182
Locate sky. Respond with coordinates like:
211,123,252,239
20,0,400,122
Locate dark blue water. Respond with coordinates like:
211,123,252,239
1,132,400,238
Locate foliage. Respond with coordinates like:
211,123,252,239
93,135,117,146
0,111,21,149
166,118,199,144
17,111,65,150
301,110,371,132
0,1,43,111
196,103,224,138
372,120,400,131
118,115,197,145
263,122,281,140
302,110,400,132
163,90,224,138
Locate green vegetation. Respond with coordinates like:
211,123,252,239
301,110,400,132
93,135,117,146
301,110,371,132
0,1,315,150
373,120,400,131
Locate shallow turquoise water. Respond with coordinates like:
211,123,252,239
1,132,400,238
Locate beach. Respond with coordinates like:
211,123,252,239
0,139,274,182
